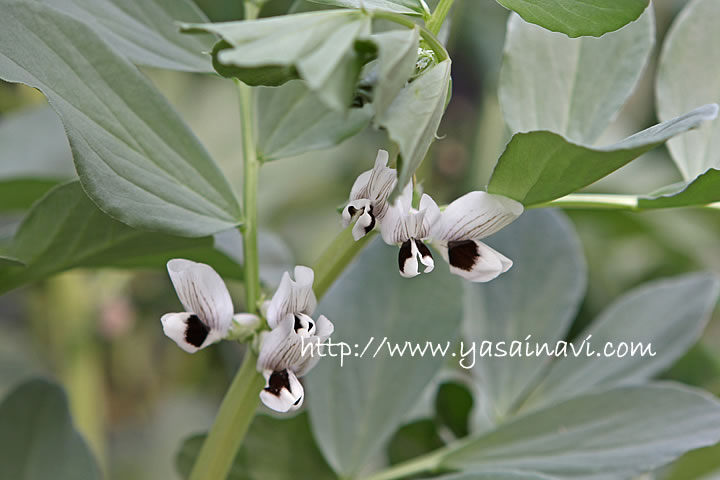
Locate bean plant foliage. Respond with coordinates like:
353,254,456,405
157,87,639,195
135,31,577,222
1,0,720,479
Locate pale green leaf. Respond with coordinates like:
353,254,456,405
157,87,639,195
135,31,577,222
495,0,649,38
305,0,425,15
656,0,720,180
523,273,720,412
257,81,372,161
464,210,586,421
370,27,421,119
183,10,371,110
0,255,23,267
499,9,654,144
425,473,559,480
380,59,451,200
42,0,215,72
0,379,101,480
0,1,242,236
487,104,719,206
176,414,334,480
442,384,720,479
306,239,463,477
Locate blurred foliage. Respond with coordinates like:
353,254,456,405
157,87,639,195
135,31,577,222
1,0,719,479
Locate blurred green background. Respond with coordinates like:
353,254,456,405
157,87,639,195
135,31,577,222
1,0,719,479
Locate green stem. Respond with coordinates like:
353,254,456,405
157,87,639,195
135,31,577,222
312,227,374,299
237,78,261,312
371,11,449,62
530,193,720,211
426,0,456,36
188,350,264,480
189,5,264,480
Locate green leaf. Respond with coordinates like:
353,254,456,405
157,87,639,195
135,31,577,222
306,239,463,477
656,0,720,180
487,104,719,206
0,106,75,211
305,0,426,15
499,8,654,144
638,168,720,209
441,383,720,479
435,382,474,438
0,182,241,294
0,1,242,237
495,0,650,38
183,10,372,110
464,210,586,421
369,27,421,119
42,0,215,72
522,273,720,412
0,255,23,267
0,379,101,480
380,59,452,200
387,420,445,465
257,81,372,161
176,414,335,480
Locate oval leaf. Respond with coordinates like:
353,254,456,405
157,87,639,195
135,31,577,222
43,0,215,72
499,9,654,144
656,0,720,180
0,379,102,480
522,273,720,411
306,239,463,477
0,1,242,236
638,168,720,209
496,0,650,38
487,104,719,206
442,383,720,479
464,210,586,421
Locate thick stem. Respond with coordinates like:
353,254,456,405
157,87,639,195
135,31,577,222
188,350,264,480
237,78,261,312
188,5,265,479
425,0,456,36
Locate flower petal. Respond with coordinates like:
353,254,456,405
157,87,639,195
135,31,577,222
160,312,224,353
397,239,434,278
349,150,396,217
380,182,414,245
166,259,233,334
260,369,304,413
440,239,513,282
431,191,523,242
266,265,317,328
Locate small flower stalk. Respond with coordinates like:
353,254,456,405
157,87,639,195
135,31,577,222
342,150,525,282
160,260,332,414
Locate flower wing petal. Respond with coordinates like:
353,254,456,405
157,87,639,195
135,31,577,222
441,239,513,282
161,312,224,353
432,191,523,242
166,259,233,334
260,369,304,413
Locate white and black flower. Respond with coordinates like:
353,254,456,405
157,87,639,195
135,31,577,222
257,266,333,412
380,184,441,278
427,191,523,282
342,149,397,240
161,259,257,353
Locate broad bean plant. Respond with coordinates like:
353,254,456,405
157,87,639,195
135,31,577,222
1,0,720,479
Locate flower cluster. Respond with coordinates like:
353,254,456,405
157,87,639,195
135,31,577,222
342,150,524,282
160,260,332,413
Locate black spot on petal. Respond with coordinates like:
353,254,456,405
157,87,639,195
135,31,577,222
265,369,290,396
185,314,210,347
415,240,433,261
364,210,376,234
294,314,302,332
293,396,302,406
398,239,413,274
347,206,357,216
448,240,480,272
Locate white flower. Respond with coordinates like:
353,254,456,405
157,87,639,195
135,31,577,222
428,191,524,282
342,150,397,241
380,184,441,278
161,259,258,353
257,266,334,413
